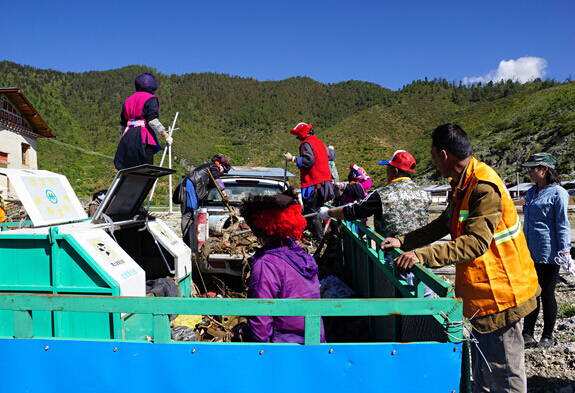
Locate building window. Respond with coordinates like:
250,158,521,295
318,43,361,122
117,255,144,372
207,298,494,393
21,143,30,167
0,151,8,168
0,95,32,134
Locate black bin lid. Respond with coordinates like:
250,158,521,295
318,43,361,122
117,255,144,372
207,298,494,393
92,164,176,222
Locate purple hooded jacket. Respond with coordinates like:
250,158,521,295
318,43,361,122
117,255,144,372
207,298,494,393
244,237,325,343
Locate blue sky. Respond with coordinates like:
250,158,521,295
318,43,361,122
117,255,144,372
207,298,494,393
2,0,573,90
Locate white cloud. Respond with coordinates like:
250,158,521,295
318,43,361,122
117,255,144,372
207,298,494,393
463,57,548,85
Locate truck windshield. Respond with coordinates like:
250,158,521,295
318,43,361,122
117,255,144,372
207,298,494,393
205,182,284,203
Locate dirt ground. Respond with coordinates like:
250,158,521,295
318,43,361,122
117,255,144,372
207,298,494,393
437,271,575,393
523,275,575,393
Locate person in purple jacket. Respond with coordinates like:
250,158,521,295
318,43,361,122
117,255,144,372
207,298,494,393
114,72,173,170
236,187,325,343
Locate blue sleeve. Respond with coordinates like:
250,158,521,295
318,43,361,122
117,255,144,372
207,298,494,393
523,187,535,235
186,179,198,210
554,187,571,252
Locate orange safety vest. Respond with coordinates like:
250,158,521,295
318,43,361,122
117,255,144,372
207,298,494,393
452,157,538,318
0,196,6,223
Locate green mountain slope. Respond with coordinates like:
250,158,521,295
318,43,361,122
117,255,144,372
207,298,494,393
1,61,573,204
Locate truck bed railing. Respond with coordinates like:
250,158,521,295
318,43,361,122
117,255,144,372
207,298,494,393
0,218,465,346
0,293,464,345
338,218,465,343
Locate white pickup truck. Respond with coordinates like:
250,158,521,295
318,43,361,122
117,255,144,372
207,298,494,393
190,166,295,279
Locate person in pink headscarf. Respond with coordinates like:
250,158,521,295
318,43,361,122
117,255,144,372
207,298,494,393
114,73,173,170
342,163,372,204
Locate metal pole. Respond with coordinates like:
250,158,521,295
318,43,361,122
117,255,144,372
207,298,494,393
146,112,179,211
169,144,173,214
283,156,288,191
516,171,520,200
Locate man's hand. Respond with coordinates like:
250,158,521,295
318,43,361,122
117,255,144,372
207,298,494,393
317,206,330,220
164,135,173,146
283,151,295,162
394,251,420,275
380,237,401,251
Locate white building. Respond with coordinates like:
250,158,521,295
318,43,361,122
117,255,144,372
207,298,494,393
0,88,54,196
423,184,451,205
507,182,533,199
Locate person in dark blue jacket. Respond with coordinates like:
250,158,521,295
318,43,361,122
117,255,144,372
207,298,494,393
174,154,231,246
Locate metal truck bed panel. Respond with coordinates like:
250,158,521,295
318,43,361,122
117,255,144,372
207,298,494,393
0,338,463,393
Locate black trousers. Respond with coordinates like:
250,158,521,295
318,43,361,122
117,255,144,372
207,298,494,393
303,187,326,240
523,263,560,339
143,145,156,165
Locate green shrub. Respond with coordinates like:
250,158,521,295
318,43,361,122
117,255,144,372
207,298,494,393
558,301,575,319
494,138,513,151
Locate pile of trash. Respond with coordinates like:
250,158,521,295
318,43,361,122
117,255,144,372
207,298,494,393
171,313,247,343
200,222,260,263
146,277,248,343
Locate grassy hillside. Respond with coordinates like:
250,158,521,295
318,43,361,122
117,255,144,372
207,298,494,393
323,80,575,188
1,61,574,203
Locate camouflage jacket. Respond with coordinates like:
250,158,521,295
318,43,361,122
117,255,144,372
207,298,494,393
342,178,431,238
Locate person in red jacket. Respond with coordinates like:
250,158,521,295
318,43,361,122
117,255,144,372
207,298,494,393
284,122,334,240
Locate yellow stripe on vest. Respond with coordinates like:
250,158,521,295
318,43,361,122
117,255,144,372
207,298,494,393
458,210,469,222
493,219,521,245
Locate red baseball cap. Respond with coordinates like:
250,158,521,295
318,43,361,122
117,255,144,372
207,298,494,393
290,122,312,138
378,150,416,172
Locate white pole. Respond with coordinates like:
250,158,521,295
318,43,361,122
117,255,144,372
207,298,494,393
169,144,173,214
516,171,520,199
146,112,179,211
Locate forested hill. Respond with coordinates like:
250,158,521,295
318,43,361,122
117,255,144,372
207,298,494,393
1,61,574,203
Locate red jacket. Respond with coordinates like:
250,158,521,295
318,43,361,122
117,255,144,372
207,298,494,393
299,135,332,188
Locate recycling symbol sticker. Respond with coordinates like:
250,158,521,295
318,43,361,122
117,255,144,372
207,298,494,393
92,239,116,260
157,226,172,241
45,189,58,204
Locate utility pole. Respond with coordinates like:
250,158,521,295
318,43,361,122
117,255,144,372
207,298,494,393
169,143,173,214
516,171,520,200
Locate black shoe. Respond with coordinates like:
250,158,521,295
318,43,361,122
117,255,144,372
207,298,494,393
523,333,537,348
537,337,554,349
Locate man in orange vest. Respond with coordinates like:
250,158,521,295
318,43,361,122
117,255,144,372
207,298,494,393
381,124,539,393
284,123,334,240
0,194,6,223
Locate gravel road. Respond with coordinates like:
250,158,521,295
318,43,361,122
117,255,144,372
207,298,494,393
524,277,575,393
